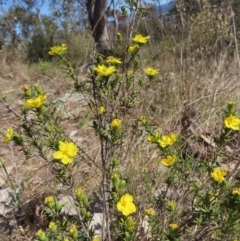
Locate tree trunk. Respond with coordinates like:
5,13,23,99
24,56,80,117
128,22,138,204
86,0,110,51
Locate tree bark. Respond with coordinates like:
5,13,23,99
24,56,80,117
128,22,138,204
86,0,110,51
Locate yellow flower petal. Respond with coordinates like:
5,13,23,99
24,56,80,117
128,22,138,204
53,151,64,159
132,34,150,44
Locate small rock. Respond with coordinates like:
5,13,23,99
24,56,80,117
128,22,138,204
57,194,78,216
0,188,15,216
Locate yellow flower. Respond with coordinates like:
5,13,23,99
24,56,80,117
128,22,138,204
147,132,160,143
69,224,78,238
98,106,106,115
128,44,139,53
36,229,47,241
158,133,178,148
169,223,179,230
111,118,121,129
224,115,240,130
106,56,122,64
94,64,116,77
132,34,150,44
143,67,159,76
145,208,155,217
44,196,55,208
4,127,13,144
75,187,83,200
210,168,226,183
116,194,137,216
49,221,57,232
48,43,67,55
123,216,136,232
140,115,147,124
161,155,176,167
53,141,78,165
147,135,155,142
92,237,100,241
232,188,240,195
167,200,176,211
21,85,29,92
23,94,46,109
127,70,134,76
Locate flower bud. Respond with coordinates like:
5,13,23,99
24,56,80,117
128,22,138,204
112,174,120,189
117,32,123,44
34,84,43,94
36,229,48,241
21,85,31,97
82,195,89,206
69,225,78,239
134,59,140,69
44,196,55,209
45,125,52,133
121,6,127,15
227,101,234,114
81,207,87,217
97,55,104,65
119,180,126,190
49,221,57,232
86,211,92,220
112,158,119,166
167,200,176,212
